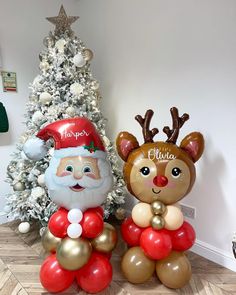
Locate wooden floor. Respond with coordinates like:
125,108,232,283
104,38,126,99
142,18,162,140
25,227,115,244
0,221,236,295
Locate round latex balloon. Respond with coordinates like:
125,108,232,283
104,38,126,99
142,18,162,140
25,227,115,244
163,205,184,230
156,251,192,289
169,221,196,251
91,222,117,253
76,252,112,293
40,254,75,293
81,209,104,238
48,208,70,238
131,202,153,227
121,217,144,246
140,228,172,260
57,237,92,270
41,228,61,253
121,246,155,284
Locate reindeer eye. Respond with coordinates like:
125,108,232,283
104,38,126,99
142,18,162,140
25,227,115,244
140,167,150,176
172,167,182,178
65,165,73,172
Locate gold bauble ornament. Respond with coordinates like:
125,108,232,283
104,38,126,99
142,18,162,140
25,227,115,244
151,201,166,215
42,228,61,253
115,207,126,220
91,223,117,253
13,182,25,191
56,237,92,270
151,215,165,230
83,48,94,61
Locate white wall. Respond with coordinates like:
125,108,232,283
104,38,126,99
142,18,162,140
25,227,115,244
0,0,236,270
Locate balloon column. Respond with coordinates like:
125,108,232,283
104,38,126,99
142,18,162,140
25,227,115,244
24,117,117,293
116,108,204,289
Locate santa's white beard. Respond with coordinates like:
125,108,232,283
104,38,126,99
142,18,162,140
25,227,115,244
45,157,113,211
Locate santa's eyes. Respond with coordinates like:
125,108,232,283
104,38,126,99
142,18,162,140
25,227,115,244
83,166,92,173
65,165,73,172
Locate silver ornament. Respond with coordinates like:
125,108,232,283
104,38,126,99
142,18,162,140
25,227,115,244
13,182,26,191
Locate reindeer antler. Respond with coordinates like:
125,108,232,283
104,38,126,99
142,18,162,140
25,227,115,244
135,109,159,143
163,107,189,144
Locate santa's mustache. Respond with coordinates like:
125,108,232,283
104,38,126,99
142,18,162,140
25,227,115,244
52,174,104,189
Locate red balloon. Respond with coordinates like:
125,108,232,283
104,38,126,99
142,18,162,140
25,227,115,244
93,206,104,218
48,207,70,238
81,209,104,238
121,217,143,246
140,227,172,260
169,221,196,251
76,252,112,293
93,250,112,260
40,254,75,293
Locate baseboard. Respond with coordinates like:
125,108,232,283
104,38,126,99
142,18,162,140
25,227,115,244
192,239,236,272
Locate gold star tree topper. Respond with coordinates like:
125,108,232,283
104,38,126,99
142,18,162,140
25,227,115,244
46,5,79,36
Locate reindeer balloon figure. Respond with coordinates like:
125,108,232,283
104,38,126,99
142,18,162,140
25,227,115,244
116,107,204,289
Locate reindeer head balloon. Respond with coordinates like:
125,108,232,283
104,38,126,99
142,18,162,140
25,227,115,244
116,107,204,289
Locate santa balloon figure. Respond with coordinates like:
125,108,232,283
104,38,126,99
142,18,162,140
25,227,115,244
24,117,117,294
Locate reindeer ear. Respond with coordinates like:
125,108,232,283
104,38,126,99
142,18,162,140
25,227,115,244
180,132,204,163
116,132,139,162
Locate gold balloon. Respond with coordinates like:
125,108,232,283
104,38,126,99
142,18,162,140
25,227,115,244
91,222,117,253
151,201,166,215
151,215,165,230
121,246,155,284
156,251,192,289
41,228,61,253
83,48,94,61
57,237,92,271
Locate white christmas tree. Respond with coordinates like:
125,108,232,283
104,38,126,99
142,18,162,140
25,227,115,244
5,6,125,229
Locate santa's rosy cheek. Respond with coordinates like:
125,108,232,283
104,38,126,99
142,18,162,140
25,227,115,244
85,173,97,179
59,171,72,177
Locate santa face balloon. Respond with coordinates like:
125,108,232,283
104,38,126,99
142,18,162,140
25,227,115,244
24,117,113,212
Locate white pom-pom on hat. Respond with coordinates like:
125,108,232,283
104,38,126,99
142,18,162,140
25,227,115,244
23,137,47,161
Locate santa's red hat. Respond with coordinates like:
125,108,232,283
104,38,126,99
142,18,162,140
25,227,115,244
23,117,106,160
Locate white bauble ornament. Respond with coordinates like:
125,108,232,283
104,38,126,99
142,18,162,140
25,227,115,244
32,111,44,124
37,174,45,187
31,187,45,198
67,223,82,239
66,106,76,116
73,53,86,67
55,39,66,53
91,80,100,90
18,222,30,234
23,137,47,160
39,61,50,71
39,92,52,105
70,83,84,96
67,209,83,224
33,75,42,87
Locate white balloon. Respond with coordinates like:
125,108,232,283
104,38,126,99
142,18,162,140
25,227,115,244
67,223,82,239
73,53,86,67
18,222,30,234
67,208,83,223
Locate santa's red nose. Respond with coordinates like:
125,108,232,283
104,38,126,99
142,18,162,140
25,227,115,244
153,175,168,187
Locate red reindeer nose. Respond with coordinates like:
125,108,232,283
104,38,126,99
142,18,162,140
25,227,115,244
153,175,168,187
